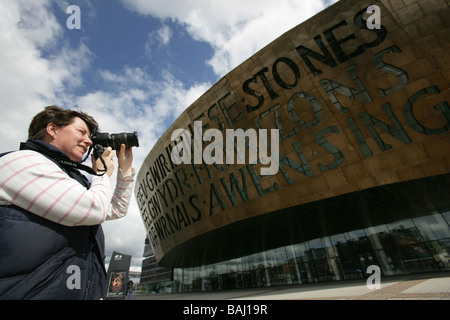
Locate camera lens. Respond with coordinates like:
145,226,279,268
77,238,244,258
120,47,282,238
91,131,139,151
110,132,139,150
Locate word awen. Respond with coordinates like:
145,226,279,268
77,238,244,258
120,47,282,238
171,121,280,175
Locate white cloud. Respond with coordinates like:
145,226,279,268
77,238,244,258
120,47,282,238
78,66,210,152
120,0,335,76
0,0,92,152
157,24,173,46
145,24,173,58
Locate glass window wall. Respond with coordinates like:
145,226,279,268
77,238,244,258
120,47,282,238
164,211,450,293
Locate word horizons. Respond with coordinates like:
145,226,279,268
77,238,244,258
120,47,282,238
171,121,280,175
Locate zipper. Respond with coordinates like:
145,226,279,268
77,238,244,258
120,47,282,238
84,280,90,300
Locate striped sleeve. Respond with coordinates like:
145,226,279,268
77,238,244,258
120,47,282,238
0,150,133,226
107,167,136,221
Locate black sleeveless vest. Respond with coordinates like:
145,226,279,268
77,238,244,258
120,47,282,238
0,140,107,299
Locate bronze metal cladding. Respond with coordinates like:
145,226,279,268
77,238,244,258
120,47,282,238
135,0,450,267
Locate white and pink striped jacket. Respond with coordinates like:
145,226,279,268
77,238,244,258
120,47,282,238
0,150,135,226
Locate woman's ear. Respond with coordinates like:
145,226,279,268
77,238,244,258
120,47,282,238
45,123,59,141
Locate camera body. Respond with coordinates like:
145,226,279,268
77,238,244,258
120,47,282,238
91,131,139,158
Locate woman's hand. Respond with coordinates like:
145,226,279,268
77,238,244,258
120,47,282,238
117,144,134,176
92,147,115,176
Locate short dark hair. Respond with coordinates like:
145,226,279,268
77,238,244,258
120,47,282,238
28,105,99,141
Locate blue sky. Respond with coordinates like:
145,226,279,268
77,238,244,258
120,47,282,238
49,0,217,90
0,0,337,271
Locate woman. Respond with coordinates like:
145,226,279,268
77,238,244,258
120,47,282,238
0,106,135,299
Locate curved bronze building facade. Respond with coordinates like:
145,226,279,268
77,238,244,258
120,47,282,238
136,0,450,291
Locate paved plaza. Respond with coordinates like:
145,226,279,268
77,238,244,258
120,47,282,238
133,272,450,300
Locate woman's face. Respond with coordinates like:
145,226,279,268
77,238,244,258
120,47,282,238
48,117,93,161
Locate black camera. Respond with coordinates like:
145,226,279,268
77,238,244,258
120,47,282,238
91,131,139,158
